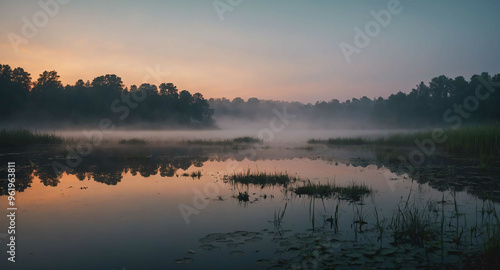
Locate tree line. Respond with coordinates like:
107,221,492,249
209,73,500,128
1,64,498,129
0,64,214,128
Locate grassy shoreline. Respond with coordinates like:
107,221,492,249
0,129,63,147
309,125,500,159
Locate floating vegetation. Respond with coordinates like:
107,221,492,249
229,169,298,187
173,257,193,264
183,136,262,146
198,231,264,247
0,129,63,147
187,188,500,269
293,181,371,201
118,138,147,145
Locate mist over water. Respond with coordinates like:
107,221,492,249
53,128,415,145
1,0,499,269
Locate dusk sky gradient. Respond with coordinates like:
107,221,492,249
1,0,499,103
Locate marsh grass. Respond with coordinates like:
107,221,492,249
389,200,438,247
353,205,369,233
480,195,500,255
308,125,500,160
183,136,262,146
236,191,249,202
293,181,371,201
273,202,288,236
119,138,147,145
0,129,63,147
374,207,388,248
376,125,500,159
229,169,298,187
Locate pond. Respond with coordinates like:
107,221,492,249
0,137,499,269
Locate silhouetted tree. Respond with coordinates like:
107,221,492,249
0,64,215,127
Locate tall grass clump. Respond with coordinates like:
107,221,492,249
229,169,298,187
293,181,371,201
236,191,249,202
389,191,439,247
442,125,500,160
0,129,63,147
309,124,500,160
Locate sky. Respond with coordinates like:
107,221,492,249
1,0,499,103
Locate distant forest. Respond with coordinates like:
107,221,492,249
0,64,214,128
1,64,499,129
210,72,500,129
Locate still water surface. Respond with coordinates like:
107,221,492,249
0,139,498,269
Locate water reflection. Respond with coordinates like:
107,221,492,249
1,145,499,201
1,144,499,269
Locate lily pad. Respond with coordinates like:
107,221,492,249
173,257,193,264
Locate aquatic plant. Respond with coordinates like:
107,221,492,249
293,181,371,201
236,191,249,202
388,191,439,248
308,125,500,160
229,169,298,187
374,207,387,248
0,129,63,147
273,202,287,235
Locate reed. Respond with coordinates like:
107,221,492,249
293,181,371,201
229,169,298,187
0,129,63,147
236,191,249,202
308,124,500,160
